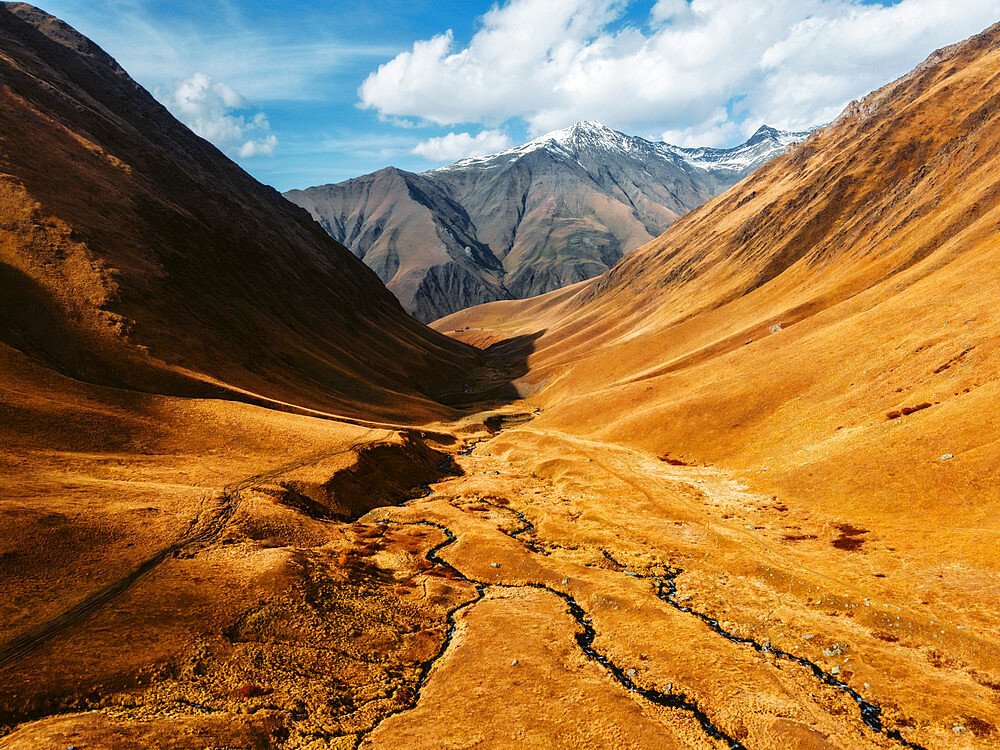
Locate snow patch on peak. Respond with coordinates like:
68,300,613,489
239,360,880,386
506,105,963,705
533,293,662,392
434,121,655,172
664,125,815,175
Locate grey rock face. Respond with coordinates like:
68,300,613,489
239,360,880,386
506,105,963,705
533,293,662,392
286,121,813,322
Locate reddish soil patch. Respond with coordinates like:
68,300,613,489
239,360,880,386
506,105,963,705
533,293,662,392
659,454,691,466
832,523,869,552
963,717,995,736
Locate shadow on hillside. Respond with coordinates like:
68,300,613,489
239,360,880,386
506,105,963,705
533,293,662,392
438,330,546,409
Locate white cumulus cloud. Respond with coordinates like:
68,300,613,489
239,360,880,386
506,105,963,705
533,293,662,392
412,130,515,161
359,0,1000,143
159,73,278,158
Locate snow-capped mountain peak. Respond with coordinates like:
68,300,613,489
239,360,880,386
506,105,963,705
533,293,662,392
538,120,622,147
433,120,816,178
436,120,652,171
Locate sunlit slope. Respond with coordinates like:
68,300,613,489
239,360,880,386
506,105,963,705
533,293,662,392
435,22,1000,526
0,3,480,423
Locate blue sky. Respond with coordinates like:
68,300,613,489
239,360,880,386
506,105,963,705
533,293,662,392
35,0,1000,191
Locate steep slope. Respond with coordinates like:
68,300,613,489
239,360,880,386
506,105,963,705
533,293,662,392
436,25,1000,470
433,23,1000,745
285,166,509,323
0,6,501,746
286,122,806,322
0,2,482,423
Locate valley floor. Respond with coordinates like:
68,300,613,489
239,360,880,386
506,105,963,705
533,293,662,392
1,386,997,749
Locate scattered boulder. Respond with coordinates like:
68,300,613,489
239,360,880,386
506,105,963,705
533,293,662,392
939,453,954,462
887,402,932,420
770,323,783,333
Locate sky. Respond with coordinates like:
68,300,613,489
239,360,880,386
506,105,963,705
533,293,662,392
35,0,1000,191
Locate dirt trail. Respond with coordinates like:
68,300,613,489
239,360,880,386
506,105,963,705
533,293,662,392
0,428,390,671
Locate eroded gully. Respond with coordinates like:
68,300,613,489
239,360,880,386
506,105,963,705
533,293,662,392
361,417,926,749
477,492,927,750
355,516,744,750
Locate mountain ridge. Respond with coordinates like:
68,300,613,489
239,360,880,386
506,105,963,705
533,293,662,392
286,121,811,321
0,0,482,421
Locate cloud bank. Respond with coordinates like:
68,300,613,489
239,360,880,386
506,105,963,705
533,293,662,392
412,130,514,161
160,73,278,158
359,0,1000,144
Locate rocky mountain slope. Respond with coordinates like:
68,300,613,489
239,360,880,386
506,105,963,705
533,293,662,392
287,121,808,322
0,1,482,422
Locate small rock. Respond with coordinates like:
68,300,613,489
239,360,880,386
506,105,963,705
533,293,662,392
864,683,871,690
801,634,815,640
939,453,954,462
626,668,637,677
745,524,756,530
664,683,673,691
822,643,848,657
831,666,842,675
770,323,783,333
562,578,569,585
490,562,501,568
953,726,966,734
511,659,518,665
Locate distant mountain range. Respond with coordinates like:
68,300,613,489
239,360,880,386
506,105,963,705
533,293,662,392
285,121,812,321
